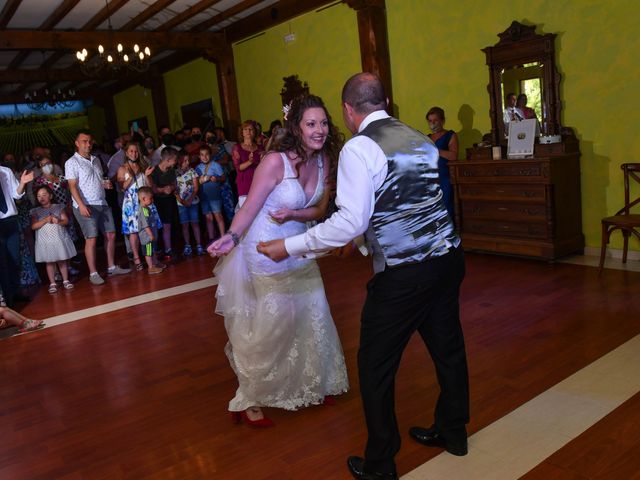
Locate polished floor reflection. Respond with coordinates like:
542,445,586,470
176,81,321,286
1,252,639,479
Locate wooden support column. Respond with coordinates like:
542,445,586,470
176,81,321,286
206,46,241,139
345,0,394,115
94,94,118,142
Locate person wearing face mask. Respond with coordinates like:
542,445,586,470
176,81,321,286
185,126,205,168
426,107,458,222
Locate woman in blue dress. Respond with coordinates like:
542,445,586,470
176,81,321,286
116,142,160,270
426,106,458,223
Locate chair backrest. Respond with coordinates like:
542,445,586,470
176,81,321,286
616,163,640,215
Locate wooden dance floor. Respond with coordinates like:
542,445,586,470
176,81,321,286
1,251,639,479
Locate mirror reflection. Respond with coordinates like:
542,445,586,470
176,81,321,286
500,62,543,136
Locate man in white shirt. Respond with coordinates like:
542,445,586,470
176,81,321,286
503,92,524,133
66,130,130,285
258,73,469,479
0,165,33,307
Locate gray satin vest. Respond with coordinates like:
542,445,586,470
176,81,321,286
358,117,460,270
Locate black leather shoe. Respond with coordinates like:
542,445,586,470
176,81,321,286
409,426,468,456
347,456,398,479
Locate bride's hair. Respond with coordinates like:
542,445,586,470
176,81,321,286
269,94,344,187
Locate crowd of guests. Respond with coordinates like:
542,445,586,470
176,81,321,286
0,119,278,323
3,78,472,479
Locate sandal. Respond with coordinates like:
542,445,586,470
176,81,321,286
134,259,144,271
48,283,58,294
63,280,74,290
18,319,45,333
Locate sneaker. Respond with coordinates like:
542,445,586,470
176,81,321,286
0,294,6,307
89,272,105,285
107,265,131,276
196,245,205,256
62,280,74,290
48,283,58,294
148,266,164,275
162,249,173,261
183,244,193,256
154,262,167,270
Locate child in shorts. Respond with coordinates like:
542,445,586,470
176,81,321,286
195,144,226,243
175,150,205,256
137,187,163,275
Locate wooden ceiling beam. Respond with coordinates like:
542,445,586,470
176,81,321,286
156,0,223,31
192,0,263,32
0,30,226,51
121,0,178,31
83,0,131,30
225,0,336,43
0,0,22,29
0,66,114,83
40,0,133,70
8,0,81,69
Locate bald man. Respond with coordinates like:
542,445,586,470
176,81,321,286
258,73,469,479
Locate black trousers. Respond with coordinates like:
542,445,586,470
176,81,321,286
0,215,21,307
358,246,469,473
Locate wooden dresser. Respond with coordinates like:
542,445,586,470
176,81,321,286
449,141,584,260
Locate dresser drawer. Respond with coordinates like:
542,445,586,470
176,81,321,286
457,163,546,179
458,184,547,202
462,202,547,221
463,219,548,239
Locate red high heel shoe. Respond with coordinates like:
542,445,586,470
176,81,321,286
230,408,275,428
322,395,337,406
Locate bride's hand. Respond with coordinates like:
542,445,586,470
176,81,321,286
207,234,236,257
269,208,292,224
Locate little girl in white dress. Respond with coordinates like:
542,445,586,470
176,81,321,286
31,185,77,294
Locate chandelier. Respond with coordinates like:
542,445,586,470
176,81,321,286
24,87,77,110
75,1,151,77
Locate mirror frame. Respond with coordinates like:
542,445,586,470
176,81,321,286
483,21,561,145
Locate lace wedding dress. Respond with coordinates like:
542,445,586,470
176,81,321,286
214,152,349,411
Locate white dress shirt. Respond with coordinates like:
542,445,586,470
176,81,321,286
0,166,25,219
503,106,524,124
285,110,391,257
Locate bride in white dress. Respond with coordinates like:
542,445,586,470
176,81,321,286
208,95,349,427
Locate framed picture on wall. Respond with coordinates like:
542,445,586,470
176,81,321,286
128,116,149,135
181,99,215,133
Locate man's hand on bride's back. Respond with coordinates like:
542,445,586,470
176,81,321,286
207,234,235,257
257,239,289,262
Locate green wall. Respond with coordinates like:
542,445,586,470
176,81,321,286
113,84,156,137
108,0,639,252
163,58,222,133
232,2,360,139
387,0,640,251
111,58,221,139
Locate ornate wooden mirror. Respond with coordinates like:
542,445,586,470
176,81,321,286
483,21,562,145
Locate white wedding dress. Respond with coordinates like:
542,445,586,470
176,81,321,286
214,152,349,411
